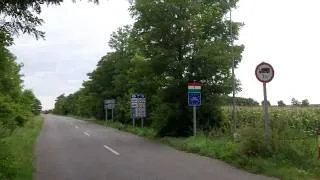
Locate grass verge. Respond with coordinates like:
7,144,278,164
84,119,319,180
0,116,43,180
161,136,319,180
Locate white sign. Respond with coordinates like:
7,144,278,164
106,104,115,109
104,99,116,109
131,94,146,118
104,99,115,105
255,62,274,83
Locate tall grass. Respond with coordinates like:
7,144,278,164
0,116,43,180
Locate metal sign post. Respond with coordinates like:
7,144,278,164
255,62,274,150
141,118,144,128
188,82,202,136
263,82,271,147
105,108,108,122
111,108,114,122
193,106,196,136
104,99,116,122
133,117,135,127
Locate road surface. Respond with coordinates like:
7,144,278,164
35,115,276,180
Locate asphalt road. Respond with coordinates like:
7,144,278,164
35,115,276,180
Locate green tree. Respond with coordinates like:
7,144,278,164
33,98,42,115
0,44,40,131
261,100,271,106
222,96,259,106
277,100,286,107
130,0,243,136
301,99,309,107
291,98,300,106
53,0,245,137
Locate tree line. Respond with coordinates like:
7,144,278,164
53,0,244,137
0,27,42,179
0,36,42,138
0,0,46,139
277,98,311,107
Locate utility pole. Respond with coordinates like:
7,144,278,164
228,0,237,139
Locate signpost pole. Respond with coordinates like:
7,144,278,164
105,109,108,122
141,118,144,128
133,117,135,127
193,106,196,136
111,109,114,122
263,82,271,150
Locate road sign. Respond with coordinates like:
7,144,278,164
132,93,145,98
255,62,274,151
104,99,116,122
188,93,201,106
187,81,202,136
255,62,274,83
131,93,146,118
106,104,115,109
188,82,202,107
104,99,115,105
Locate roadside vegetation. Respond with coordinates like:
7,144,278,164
0,17,42,180
83,106,320,180
51,0,320,179
46,1,319,179
0,116,43,180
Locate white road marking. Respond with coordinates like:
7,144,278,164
104,145,120,156
84,132,90,136
75,126,79,129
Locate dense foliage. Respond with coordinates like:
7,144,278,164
0,21,42,180
54,0,244,136
221,96,259,106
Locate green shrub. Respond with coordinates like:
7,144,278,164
0,141,15,179
0,122,10,138
150,103,171,132
14,115,27,127
238,126,266,156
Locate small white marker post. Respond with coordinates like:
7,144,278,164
255,62,274,150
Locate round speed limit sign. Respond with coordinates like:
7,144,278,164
255,62,274,83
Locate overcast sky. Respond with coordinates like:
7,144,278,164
9,0,320,110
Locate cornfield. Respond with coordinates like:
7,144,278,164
222,106,320,137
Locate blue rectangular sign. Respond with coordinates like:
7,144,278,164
188,93,201,106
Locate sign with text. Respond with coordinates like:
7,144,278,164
188,82,202,106
255,62,274,83
131,93,146,118
104,99,116,110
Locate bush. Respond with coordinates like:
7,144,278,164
0,122,10,138
238,126,266,156
0,141,15,179
150,103,171,132
14,115,27,127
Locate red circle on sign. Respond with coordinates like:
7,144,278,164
255,62,274,83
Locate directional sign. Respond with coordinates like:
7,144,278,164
104,99,116,110
107,104,115,109
255,62,274,83
104,99,115,105
188,93,201,106
132,93,145,98
131,93,146,118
